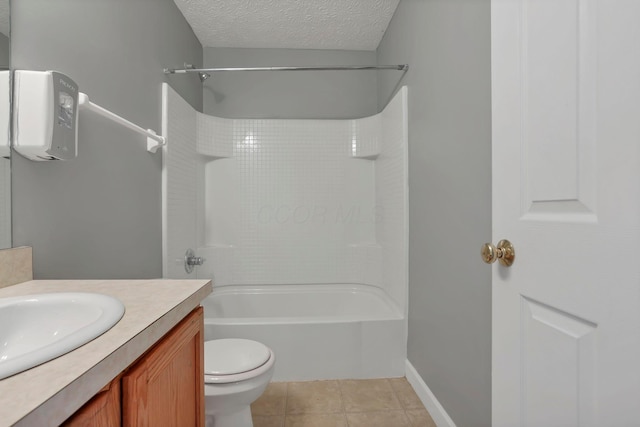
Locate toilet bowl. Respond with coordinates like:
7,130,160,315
204,338,276,427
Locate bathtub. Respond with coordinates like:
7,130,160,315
202,284,406,381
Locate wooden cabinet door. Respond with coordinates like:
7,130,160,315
122,307,204,427
62,378,120,427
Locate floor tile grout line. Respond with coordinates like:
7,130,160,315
282,381,289,418
388,377,406,410
389,377,409,412
336,379,350,426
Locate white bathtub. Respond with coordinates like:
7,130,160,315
202,284,406,381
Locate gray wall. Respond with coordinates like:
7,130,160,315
11,0,202,279
377,1,492,426
0,32,8,66
203,47,378,119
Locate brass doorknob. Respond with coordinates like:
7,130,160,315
481,239,515,267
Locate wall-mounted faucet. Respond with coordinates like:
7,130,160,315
184,248,205,274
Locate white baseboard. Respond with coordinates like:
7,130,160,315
405,359,457,427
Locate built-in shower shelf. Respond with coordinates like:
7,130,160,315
349,115,382,159
197,151,232,160
196,113,233,158
351,153,379,160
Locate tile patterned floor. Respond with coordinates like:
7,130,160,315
251,378,437,427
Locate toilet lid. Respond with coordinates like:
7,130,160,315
204,339,271,375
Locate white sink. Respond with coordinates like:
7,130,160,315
0,292,125,380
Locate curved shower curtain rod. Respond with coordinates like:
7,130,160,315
163,64,409,74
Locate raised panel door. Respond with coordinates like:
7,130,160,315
492,0,640,425
122,307,204,427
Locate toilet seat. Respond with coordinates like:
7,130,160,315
204,339,274,384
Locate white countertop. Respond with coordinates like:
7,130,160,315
0,279,212,427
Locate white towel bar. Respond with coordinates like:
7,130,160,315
78,93,166,153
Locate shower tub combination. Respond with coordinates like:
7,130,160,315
201,283,406,381
162,83,408,381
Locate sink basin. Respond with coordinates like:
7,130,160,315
0,292,125,380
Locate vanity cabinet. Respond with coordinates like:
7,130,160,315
122,306,205,426
62,307,204,427
61,378,120,426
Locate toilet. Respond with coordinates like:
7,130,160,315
204,338,276,427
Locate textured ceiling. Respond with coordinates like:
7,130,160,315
173,0,400,50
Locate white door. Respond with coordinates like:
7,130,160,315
491,1,640,426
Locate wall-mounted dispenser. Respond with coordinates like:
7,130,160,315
13,70,79,161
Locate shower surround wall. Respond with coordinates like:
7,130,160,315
198,116,379,287
163,83,407,312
